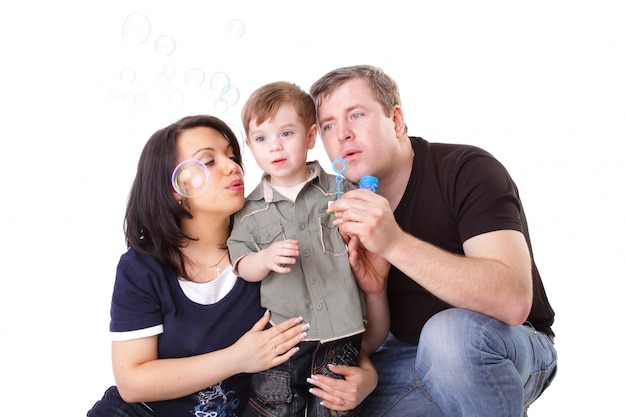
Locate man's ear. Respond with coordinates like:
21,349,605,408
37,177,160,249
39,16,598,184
392,105,406,137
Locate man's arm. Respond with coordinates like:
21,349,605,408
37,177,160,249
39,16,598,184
330,190,532,325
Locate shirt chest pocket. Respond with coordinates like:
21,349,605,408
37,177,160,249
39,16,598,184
252,223,286,251
319,212,348,256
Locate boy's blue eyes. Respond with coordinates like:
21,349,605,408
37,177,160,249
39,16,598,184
254,131,294,142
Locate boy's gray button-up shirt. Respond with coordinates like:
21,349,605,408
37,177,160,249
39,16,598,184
228,161,365,342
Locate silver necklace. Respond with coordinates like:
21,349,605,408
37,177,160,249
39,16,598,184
209,251,228,276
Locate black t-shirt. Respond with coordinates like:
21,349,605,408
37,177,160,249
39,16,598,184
389,137,555,345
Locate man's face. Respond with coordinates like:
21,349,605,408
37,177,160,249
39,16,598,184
317,78,398,183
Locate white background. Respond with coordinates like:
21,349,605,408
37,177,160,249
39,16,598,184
1,1,624,415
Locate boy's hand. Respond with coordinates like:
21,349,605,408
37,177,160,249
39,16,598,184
262,239,299,273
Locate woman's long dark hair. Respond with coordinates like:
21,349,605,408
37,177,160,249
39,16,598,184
124,115,243,277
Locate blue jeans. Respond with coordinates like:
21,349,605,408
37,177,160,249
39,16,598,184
245,334,362,417
361,309,557,417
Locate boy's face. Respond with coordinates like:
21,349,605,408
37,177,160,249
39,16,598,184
246,104,317,187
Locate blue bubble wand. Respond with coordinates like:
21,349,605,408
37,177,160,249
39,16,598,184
332,158,348,199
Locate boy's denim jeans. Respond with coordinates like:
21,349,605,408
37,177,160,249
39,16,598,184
245,334,362,417
361,308,557,417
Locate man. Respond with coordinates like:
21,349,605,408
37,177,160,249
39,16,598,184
309,65,556,417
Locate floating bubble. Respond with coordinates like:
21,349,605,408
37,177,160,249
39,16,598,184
227,19,246,38
154,35,176,56
161,64,176,80
120,67,136,83
220,85,240,106
214,98,229,113
168,90,184,106
185,68,206,88
209,71,231,95
122,13,151,45
172,159,210,198
123,91,136,104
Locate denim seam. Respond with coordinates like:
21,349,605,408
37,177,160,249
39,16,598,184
480,319,510,417
372,355,427,417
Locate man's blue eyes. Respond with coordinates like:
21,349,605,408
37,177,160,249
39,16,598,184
322,114,363,131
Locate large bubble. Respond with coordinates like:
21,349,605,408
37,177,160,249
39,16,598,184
185,68,206,88
172,159,210,198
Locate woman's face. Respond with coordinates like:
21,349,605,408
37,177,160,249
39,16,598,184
175,126,245,216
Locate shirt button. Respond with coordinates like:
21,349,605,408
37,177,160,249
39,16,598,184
299,224,305,231
304,250,310,257
309,277,316,284
316,303,323,310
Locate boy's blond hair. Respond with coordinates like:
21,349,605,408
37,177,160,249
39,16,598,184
241,81,316,137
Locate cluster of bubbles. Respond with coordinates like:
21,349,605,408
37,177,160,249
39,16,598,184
110,12,244,110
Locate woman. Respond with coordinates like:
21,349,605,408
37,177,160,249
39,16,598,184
88,115,378,417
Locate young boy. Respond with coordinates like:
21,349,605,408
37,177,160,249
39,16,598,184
227,81,378,416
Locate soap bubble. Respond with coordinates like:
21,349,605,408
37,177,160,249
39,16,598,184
172,159,210,198
221,85,240,106
122,13,151,45
214,98,229,113
161,65,176,80
209,71,231,95
123,91,136,104
227,19,246,38
120,67,136,83
185,68,206,88
154,35,176,56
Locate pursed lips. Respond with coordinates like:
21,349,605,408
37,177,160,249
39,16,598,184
342,148,361,161
227,178,244,190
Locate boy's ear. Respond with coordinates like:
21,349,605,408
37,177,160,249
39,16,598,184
307,124,317,149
